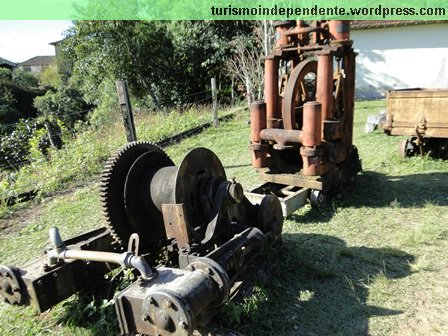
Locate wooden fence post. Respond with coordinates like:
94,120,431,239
116,80,137,142
211,77,218,127
231,76,235,106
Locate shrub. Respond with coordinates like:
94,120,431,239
12,69,39,88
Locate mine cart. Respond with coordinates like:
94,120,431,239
248,20,362,210
385,88,448,158
0,142,283,336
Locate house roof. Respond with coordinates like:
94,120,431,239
19,56,55,67
49,39,65,46
0,57,16,67
351,20,448,30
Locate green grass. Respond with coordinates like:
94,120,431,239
1,100,448,335
0,105,238,218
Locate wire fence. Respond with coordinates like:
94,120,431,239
1,109,246,198
1,86,245,206
0,109,92,132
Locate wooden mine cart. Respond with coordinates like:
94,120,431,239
385,88,448,158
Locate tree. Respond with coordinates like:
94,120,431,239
63,21,176,109
12,69,39,88
0,68,12,82
63,20,255,111
33,85,90,130
39,64,62,88
168,21,254,104
225,21,272,107
0,85,20,132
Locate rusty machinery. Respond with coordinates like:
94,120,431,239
250,20,362,204
0,142,283,336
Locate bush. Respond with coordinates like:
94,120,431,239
38,64,62,88
12,69,39,88
0,120,36,169
0,68,12,82
0,81,43,130
34,84,91,130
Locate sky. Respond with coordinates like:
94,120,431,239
0,20,72,63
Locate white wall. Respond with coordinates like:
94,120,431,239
18,64,47,75
351,23,448,99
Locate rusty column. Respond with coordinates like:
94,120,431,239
328,20,350,41
250,101,268,168
274,21,293,47
300,102,323,176
264,57,278,129
316,54,334,122
302,101,322,147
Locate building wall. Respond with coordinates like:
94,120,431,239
352,23,448,99
19,64,49,75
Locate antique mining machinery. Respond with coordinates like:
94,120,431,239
248,20,362,208
0,142,283,335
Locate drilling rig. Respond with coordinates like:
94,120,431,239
248,20,362,208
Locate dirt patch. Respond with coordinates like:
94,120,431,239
0,204,44,235
0,179,98,236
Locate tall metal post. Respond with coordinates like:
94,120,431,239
116,80,137,142
211,77,218,128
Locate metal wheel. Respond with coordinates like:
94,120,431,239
0,266,23,305
309,189,326,208
100,141,174,250
398,137,417,158
282,59,318,130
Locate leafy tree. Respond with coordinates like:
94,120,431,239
34,84,90,130
0,69,42,133
0,68,12,82
12,69,39,88
62,20,256,111
0,120,36,169
168,21,254,104
63,21,176,109
0,85,20,132
39,64,62,88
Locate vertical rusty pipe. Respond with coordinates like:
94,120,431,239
316,54,334,122
264,58,278,129
343,52,356,147
250,101,268,168
275,26,290,47
302,102,322,147
301,102,322,176
328,20,351,41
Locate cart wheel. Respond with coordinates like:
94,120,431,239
398,139,409,158
309,189,325,208
398,137,417,158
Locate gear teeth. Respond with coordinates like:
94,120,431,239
99,141,167,247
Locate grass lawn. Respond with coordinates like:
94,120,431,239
1,100,447,335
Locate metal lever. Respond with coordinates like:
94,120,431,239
47,227,154,280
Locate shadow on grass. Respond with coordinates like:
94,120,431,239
348,171,448,208
233,233,414,336
290,170,448,224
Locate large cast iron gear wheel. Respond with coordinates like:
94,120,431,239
100,141,174,251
